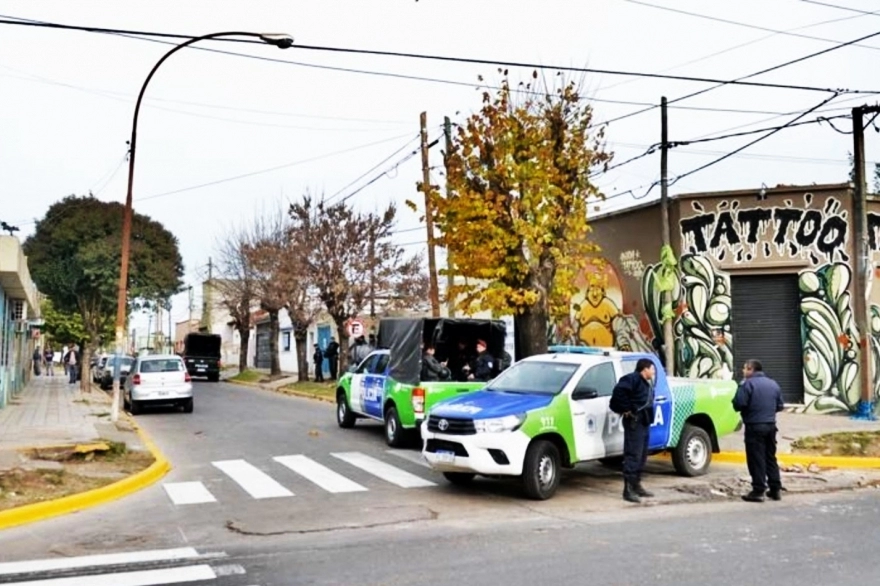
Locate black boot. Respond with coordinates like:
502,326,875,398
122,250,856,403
623,481,641,504
633,481,654,498
741,490,765,503
766,488,781,501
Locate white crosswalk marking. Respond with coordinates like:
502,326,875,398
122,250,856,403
274,455,368,493
385,449,432,468
331,451,437,488
212,459,294,499
163,481,217,505
10,565,216,586
0,548,201,575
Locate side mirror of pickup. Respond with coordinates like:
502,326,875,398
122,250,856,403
571,387,599,401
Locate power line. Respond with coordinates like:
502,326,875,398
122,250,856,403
0,16,871,97
324,134,421,204
801,0,880,19
335,138,440,205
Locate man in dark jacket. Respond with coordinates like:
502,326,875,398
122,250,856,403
614,358,656,503
312,344,325,382
421,345,450,381
732,359,784,503
325,338,340,380
468,340,495,382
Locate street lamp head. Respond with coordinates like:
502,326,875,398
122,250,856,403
259,34,294,49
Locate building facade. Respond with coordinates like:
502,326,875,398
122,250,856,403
0,236,40,408
567,183,878,416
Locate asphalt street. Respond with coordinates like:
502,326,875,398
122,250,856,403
0,380,877,585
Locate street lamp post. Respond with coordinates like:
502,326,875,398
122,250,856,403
110,31,293,422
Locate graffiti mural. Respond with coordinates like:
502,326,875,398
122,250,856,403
643,254,733,379
799,263,861,413
870,305,880,407
567,259,653,352
680,194,849,265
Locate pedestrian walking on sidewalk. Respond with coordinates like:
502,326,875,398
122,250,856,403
44,346,55,376
65,345,79,385
62,344,70,377
32,347,42,376
610,358,656,504
732,359,784,503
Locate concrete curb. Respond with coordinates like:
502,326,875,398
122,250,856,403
712,451,880,469
0,414,170,531
225,380,335,404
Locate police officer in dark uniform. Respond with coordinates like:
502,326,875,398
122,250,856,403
732,359,784,502
468,339,495,382
613,358,656,503
312,344,324,382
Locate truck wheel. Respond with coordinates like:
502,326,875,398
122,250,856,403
522,440,561,500
336,391,356,428
672,424,712,477
384,405,407,448
443,472,475,485
207,374,219,382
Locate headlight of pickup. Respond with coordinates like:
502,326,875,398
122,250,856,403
474,413,526,433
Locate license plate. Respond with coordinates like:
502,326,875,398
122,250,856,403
435,450,455,463
196,367,206,372
157,391,169,396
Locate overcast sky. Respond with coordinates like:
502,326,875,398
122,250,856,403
2,0,879,336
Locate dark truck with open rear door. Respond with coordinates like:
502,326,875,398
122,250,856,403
182,333,222,382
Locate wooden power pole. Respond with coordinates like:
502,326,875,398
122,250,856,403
851,105,878,419
660,97,675,373
443,116,456,317
420,111,441,317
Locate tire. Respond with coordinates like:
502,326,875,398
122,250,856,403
672,423,713,477
598,456,624,468
522,440,561,500
336,390,356,428
384,405,407,448
443,472,476,485
182,398,194,414
129,398,142,415
207,373,219,382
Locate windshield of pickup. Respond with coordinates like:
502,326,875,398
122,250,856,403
486,361,580,395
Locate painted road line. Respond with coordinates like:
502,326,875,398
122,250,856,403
213,459,294,499
274,455,368,493
0,547,200,576
331,452,436,488
9,565,216,586
385,449,432,468
163,481,217,505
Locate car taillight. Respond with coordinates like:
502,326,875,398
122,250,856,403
412,387,425,416
185,372,191,382
132,374,141,385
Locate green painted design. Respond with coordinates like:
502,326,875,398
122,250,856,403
519,395,576,459
669,383,696,446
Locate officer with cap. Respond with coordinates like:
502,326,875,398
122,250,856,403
468,339,495,382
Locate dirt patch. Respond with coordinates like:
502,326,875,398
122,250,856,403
0,441,154,511
791,431,880,457
279,381,336,400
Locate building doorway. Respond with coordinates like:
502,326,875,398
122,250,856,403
730,274,804,404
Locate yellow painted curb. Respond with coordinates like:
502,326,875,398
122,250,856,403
712,451,880,469
0,414,170,531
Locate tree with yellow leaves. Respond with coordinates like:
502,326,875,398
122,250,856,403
433,71,611,357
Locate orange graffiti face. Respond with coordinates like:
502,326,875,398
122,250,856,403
587,284,605,307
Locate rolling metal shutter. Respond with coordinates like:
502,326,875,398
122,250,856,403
255,323,271,369
730,274,804,404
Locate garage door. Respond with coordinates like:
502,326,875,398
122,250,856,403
730,274,804,404
255,323,271,369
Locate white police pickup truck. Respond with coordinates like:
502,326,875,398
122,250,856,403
421,347,740,500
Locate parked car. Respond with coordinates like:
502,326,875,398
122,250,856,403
98,356,134,390
124,354,194,415
92,355,108,383
422,346,741,500
336,317,508,447
182,333,222,382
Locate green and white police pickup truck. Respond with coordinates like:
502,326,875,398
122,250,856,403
421,346,740,500
336,317,508,447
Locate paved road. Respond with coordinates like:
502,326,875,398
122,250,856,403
1,381,876,585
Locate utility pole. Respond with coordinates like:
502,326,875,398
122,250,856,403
443,116,456,318
851,105,877,420
660,97,675,374
203,257,214,332
420,111,441,317
188,285,194,330
369,224,376,319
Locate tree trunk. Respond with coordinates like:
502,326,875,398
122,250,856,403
80,345,92,393
514,306,549,359
237,325,250,372
336,321,350,372
269,309,281,377
294,327,309,382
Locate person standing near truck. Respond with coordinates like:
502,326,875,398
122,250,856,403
313,344,325,383
325,338,340,380
732,359,784,503
611,358,656,504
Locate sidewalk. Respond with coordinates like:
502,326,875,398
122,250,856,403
719,410,880,453
0,373,143,470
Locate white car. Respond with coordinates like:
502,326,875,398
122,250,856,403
124,354,194,414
